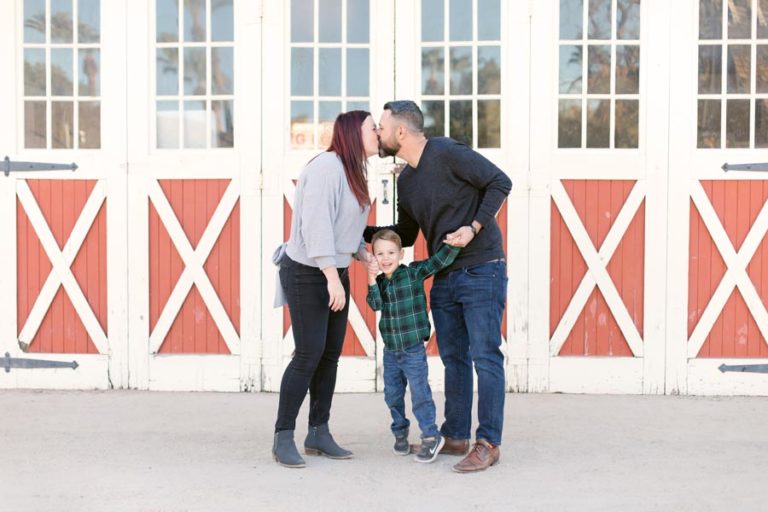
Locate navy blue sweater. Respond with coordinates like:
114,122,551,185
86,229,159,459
365,137,512,274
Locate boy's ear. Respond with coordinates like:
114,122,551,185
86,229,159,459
399,249,405,259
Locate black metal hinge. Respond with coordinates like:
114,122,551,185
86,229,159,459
3,352,78,373
3,156,77,177
718,363,768,374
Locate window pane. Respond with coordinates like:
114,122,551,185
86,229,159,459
698,45,722,93
78,101,100,148
726,99,749,148
450,46,472,95
184,47,206,95
211,0,233,41
79,49,100,96
24,49,46,96
478,0,500,40
157,101,180,148
292,0,314,42
478,46,501,94
78,0,100,43
558,99,582,148
51,0,73,43
319,0,342,42
422,100,445,137
51,48,74,96
212,47,234,95
615,99,638,148
156,0,179,42
184,0,206,42
422,0,444,41
617,0,640,39
422,48,445,94
52,101,74,148
450,0,472,41
759,0,768,38
24,0,46,43
156,48,179,95
347,48,369,97
560,0,583,39
586,99,609,147
727,45,750,93
478,100,500,148
615,45,639,94
319,101,341,147
348,0,370,43
758,45,768,93
756,99,768,148
728,0,751,39
449,100,472,145
559,45,583,93
587,45,610,94
183,100,206,148
211,100,233,147
697,99,721,148
319,48,341,96
588,0,611,39
291,100,314,148
699,0,723,39
347,101,369,112
291,48,313,96
25,101,47,148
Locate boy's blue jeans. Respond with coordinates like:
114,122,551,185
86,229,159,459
383,343,439,439
430,260,507,446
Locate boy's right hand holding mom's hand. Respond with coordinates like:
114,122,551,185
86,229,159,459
366,257,379,284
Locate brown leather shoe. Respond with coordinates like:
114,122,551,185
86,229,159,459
439,436,470,456
452,439,500,473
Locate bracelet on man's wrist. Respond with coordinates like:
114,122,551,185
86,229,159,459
468,224,478,236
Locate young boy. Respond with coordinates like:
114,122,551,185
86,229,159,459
366,229,460,463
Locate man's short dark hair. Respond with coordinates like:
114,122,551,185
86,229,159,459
383,100,424,132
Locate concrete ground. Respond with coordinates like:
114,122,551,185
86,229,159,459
1,391,767,512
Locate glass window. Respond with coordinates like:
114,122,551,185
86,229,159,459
290,0,371,149
420,0,502,148
697,0,768,148
155,0,234,149
22,0,101,149
558,0,641,149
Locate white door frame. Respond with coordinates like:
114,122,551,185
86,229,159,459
528,0,669,394
0,0,129,390
125,0,261,391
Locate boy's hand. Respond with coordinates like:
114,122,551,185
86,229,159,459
366,258,380,280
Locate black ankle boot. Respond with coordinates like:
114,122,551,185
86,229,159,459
273,430,305,468
304,424,353,459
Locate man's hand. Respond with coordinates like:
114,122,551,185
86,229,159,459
444,225,476,247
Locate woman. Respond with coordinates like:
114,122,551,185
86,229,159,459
273,111,379,468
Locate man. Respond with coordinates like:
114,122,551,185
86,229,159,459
365,100,511,473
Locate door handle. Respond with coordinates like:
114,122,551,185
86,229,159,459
381,178,389,204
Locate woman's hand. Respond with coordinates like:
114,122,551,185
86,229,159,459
322,267,346,312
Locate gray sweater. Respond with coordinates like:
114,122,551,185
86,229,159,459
285,152,369,269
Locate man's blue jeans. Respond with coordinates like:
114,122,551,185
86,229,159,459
383,343,440,439
430,260,507,445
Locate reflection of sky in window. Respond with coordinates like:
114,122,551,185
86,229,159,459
347,49,369,97
78,0,100,42
156,49,178,95
156,0,178,41
212,0,234,41
319,0,342,42
560,0,583,39
559,45,582,93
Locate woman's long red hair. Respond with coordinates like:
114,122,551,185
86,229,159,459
327,110,371,209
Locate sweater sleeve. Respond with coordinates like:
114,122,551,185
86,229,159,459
449,142,512,229
299,164,339,269
363,193,421,248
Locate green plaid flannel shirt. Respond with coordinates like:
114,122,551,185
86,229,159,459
366,244,460,351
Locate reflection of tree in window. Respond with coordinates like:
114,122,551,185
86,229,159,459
82,51,98,96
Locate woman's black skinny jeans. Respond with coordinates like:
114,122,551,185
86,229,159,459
275,256,350,432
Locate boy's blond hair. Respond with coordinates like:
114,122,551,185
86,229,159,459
371,229,402,250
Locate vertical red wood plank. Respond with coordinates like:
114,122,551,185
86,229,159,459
733,182,750,356
747,183,762,356
595,180,611,355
